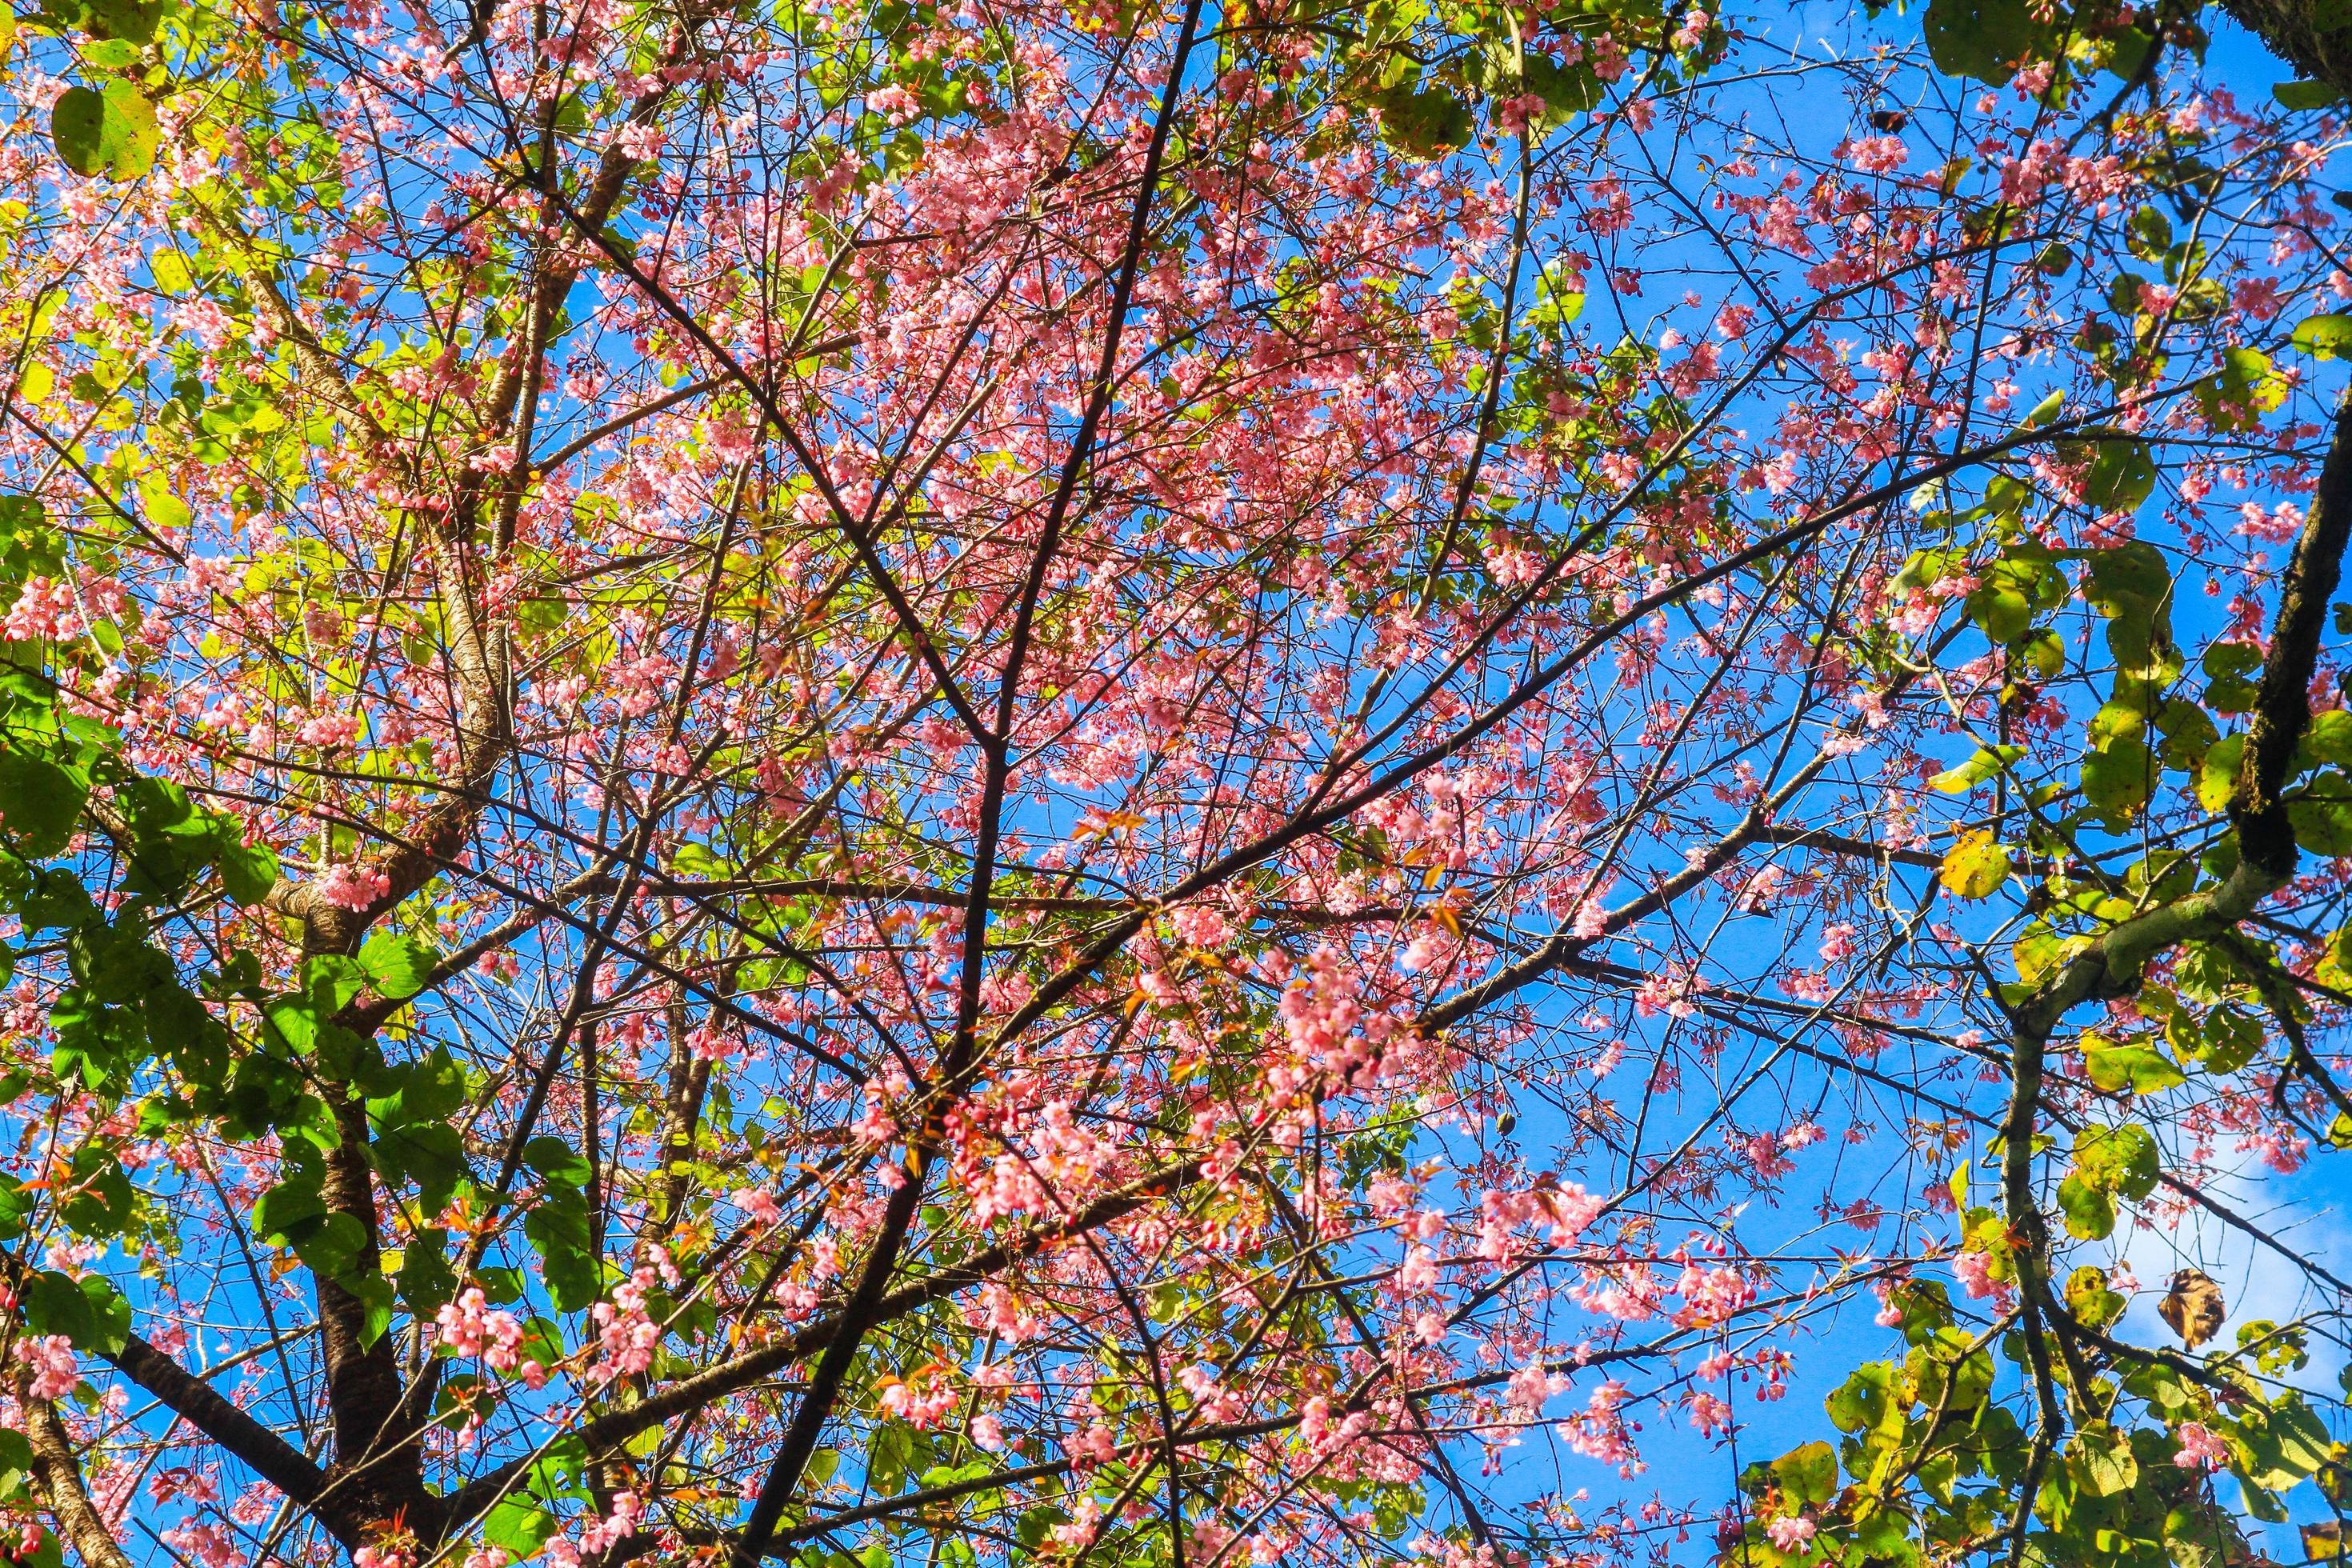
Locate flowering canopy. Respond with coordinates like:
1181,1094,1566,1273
0,0,2346,1566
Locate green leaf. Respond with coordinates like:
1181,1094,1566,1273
2070,1422,2140,1494
290,1211,368,1282
2016,627,2065,679
1514,51,1599,123
358,932,438,1000
1771,1440,1839,1505
2083,737,2156,821
2288,769,2352,857
2154,700,2219,773
47,989,118,1089
482,1497,557,1557
2200,346,2291,430
0,1172,33,1238
1938,830,2010,900
50,80,157,182
2200,732,2248,810
2167,1005,2264,1075
58,1146,135,1237
1365,81,1472,159
302,954,367,1014
1963,583,2032,641
214,831,279,907
148,982,227,1080
396,1231,458,1319
352,1271,394,1346
2082,1037,2186,1096
2306,710,2352,770
1825,1362,1906,1440
374,1122,468,1214
2065,1265,2125,1326
135,476,190,534
253,1174,326,1242
2203,642,2262,714
0,749,86,858
262,996,320,1054
2276,79,2346,110
22,1270,130,1355
1928,744,2023,793
59,0,163,42
2082,542,2178,681
2089,700,2148,746
1923,0,2050,83
523,1186,598,1311
2081,439,2156,514
370,1046,467,1126
522,1135,592,1188
2074,1120,2161,1198
2294,314,2352,359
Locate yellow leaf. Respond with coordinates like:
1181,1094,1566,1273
1938,830,2011,900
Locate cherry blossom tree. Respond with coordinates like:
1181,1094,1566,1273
0,0,2346,1566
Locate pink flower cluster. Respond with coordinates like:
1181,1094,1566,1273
2,578,77,642
1671,1264,1756,1328
24,1334,77,1399
1952,1250,2003,1302
316,861,390,913
1554,1379,1641,1474
877,1369,958,1428
546,1493,640,1568
434,1288,547,1387
162,1521,241,1568
587,1264,671,1385
1476,1182,1606,1262
298,713,363,750
2174,1422,2229,1471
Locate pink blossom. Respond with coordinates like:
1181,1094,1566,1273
869,84,922,126
2174,1422,2229,1471
299,713,363,750
434,1288,530,1374
162,1521,242,1568
25,1335,77,1399
316,862,390,913
587,1267,666,1385
2,578,77,642
734,1187,784,1226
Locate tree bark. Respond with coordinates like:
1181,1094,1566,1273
19,1383,131,1568
2218,0,2352,96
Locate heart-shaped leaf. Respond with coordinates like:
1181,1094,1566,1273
51,79,157,181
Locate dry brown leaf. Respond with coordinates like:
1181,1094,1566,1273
2158,1267,2227,1350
